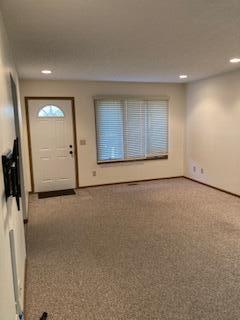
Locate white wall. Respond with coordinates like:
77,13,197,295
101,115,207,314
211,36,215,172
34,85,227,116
20,80,186,189
185,69,240,195
0,12,26,319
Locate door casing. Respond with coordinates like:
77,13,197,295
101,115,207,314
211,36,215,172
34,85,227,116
25,97,79,192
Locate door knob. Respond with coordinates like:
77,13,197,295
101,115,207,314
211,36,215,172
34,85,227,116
69,151,73,155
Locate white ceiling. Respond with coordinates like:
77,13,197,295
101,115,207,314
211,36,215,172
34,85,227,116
1,0,240,82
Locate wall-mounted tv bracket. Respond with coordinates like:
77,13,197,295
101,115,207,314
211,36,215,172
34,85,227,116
2,138,21,210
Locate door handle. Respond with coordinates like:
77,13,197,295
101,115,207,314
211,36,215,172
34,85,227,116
69,151,73,155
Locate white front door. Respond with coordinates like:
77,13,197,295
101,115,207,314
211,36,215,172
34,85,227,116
28,99,77,192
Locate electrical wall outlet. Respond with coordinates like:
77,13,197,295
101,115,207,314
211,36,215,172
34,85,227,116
92,171,96,177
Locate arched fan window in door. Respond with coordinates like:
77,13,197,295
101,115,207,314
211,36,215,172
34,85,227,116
38,105,64,117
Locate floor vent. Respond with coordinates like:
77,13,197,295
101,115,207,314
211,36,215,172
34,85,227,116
38,189,75,199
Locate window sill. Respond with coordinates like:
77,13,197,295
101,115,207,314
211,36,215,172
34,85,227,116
97,155,168,165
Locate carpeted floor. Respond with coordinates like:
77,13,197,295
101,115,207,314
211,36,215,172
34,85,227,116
25,178,240,320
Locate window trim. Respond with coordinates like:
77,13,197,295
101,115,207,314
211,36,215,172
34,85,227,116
94,96,169,165
97,155,168,165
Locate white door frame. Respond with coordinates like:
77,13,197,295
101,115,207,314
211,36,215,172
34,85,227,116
25,97,79,192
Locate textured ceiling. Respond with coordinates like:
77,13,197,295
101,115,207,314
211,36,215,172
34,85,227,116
1,0,240,82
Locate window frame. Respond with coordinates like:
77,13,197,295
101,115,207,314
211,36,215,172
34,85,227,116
94,96,169,164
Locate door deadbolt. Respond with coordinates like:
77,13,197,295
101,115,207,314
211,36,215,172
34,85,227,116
69,145,73,148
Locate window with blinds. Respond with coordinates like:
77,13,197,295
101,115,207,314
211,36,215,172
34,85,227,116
95,98,168,163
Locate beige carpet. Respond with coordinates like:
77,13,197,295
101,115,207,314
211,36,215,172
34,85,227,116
25,178,240,320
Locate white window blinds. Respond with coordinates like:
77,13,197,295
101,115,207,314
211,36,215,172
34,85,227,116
95,98,168,163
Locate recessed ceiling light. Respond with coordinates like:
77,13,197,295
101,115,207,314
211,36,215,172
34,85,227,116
41,69,52,74
179,74,188,79
230,58,240,63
